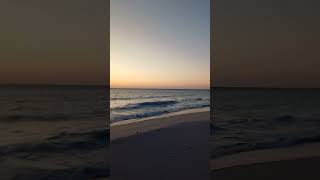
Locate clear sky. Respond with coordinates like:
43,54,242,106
213,0,320,88
0,0,107,85
111,0,210,89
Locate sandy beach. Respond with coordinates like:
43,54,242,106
111,111,210,180
211,142,320,179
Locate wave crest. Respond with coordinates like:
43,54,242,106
112,100,177,111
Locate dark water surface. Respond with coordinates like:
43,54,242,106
211,88,320,158
111,88,210,123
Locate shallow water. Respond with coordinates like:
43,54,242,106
111,89,210,123
211,88,320,158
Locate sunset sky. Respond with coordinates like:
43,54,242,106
3,1,318,88
111,0,210,89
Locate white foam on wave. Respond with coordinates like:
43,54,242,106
111,107,210,127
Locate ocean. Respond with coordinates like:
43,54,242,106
110,88,210,123
0,85,110,179
0,85,108,123
211,88,320,158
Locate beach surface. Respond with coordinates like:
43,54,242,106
211,142,320,179
111,111,210,180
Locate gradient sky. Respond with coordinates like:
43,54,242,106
111,0,210,89
0,0,107,85
213,0,320,88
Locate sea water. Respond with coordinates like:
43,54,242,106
211,88,320,158
0,85,108,123
111,89,210,123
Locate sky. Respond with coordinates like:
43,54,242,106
0,0,108,85
111,0,210,89
3,1,316,88
212,0,320,88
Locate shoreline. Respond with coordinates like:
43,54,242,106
211,156,320,180
211,142,320,170
111,110,209,140
211,142,320,179
111,107,210,127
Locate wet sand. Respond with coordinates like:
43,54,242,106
111,111,210,180
211,142,320,179
212,157,320,180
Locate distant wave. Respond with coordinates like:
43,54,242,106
112,103,210,122
1,112,106,122
1,114,71,121
112,100,178,111
136,100,177,106
181,98,207,102
110,89,210,122
112,98,209,111
110,95,172,101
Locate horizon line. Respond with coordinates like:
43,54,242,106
212,86,320,89
1,84,319,90
0,83,108,87
0,84,208,90
110,87,210,90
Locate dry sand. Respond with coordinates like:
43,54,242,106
111,111,210,180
